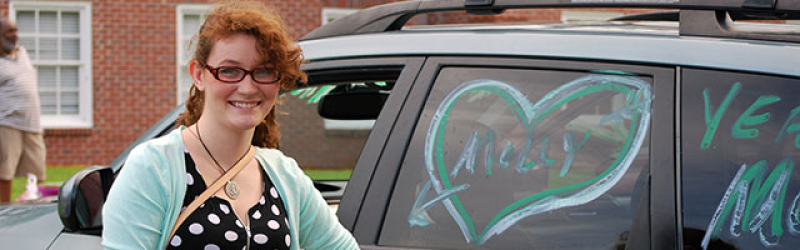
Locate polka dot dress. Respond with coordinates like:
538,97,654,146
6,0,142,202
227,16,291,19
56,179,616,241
167,152,291,250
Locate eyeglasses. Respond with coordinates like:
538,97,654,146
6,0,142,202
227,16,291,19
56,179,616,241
204,64,281,84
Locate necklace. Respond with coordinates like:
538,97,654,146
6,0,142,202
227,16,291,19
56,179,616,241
193,123,250,200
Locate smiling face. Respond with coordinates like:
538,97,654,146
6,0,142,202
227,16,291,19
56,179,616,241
190,32,279,132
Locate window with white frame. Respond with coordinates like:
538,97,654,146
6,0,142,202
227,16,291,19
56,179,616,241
322,8,358,25
176,5,211,104
11,1,92,129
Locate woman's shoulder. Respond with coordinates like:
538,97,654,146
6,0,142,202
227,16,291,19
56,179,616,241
254,147,304,175
254,147,296,165
126,128,184,165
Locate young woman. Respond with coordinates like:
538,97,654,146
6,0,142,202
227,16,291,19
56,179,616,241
102,1,358,249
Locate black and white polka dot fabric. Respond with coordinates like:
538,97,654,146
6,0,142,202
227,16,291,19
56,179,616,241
167,152,291,250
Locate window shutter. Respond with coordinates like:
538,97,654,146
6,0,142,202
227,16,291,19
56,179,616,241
17,11,36,33
178,11,208,104
61,12,80,34
61,67,79,89
39,38,58,60
60,91,79,114
60,67,79,114
183,15,200,36
61,38,80,60
39,11,58,34
38,66,57,89
38,66,57,114
39,92,57,114
181,15,201,63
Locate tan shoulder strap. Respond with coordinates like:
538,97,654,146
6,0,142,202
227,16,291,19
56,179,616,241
165,146,256,248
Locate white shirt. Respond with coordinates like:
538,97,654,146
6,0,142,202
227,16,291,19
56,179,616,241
0,46,41,133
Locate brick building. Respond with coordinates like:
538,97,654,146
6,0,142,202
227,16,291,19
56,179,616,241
0,0,631,169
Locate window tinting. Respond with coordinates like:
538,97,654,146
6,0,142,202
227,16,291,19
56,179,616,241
380,67,652,249
681,69,800,250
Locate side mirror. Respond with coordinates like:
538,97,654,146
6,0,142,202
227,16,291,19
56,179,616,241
58,165,114,234
318,91,388,120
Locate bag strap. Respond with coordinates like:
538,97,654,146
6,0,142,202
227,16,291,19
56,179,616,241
165,146,255,247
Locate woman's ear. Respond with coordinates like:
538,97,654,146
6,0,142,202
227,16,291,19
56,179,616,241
189,60,205,91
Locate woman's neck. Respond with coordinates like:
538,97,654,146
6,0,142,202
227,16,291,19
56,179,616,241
193,118,254,170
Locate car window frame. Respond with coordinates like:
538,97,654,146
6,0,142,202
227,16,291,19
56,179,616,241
346,56,676,250
303,57,428,229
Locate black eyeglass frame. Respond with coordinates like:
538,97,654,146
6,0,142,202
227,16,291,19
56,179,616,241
203,64,281,84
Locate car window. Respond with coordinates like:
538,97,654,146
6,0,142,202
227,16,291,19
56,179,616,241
277,81,392,175
681,68,800,250
379,66,653,249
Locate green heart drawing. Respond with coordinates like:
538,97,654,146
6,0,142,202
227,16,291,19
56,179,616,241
417,75,652,245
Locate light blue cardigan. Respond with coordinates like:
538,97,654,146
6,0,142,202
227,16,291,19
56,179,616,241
102,127,359,249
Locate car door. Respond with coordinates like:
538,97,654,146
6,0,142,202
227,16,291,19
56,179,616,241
341,57,677,249
680,68,800,250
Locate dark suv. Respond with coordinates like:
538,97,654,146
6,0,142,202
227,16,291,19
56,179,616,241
5,0,800,249
300,1,800,250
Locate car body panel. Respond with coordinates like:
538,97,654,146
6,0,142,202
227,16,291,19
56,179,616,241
0,204,62,249
48,233,102,250
300,26,800,78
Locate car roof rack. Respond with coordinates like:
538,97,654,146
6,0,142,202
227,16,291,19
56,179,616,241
612,11,680,22
301,0,800,43
611,9,800,22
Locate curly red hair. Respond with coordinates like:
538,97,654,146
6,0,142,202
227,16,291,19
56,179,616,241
177,0,307,149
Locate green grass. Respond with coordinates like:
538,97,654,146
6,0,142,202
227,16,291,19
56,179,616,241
303,169,352,181
11,165,86,201
10,166,352,201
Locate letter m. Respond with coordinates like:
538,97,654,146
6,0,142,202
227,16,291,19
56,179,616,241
703,158,794,248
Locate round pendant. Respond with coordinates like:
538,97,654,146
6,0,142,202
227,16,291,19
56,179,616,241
225,180,240,199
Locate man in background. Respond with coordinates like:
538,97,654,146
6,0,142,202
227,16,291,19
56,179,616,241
0,17,46,203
